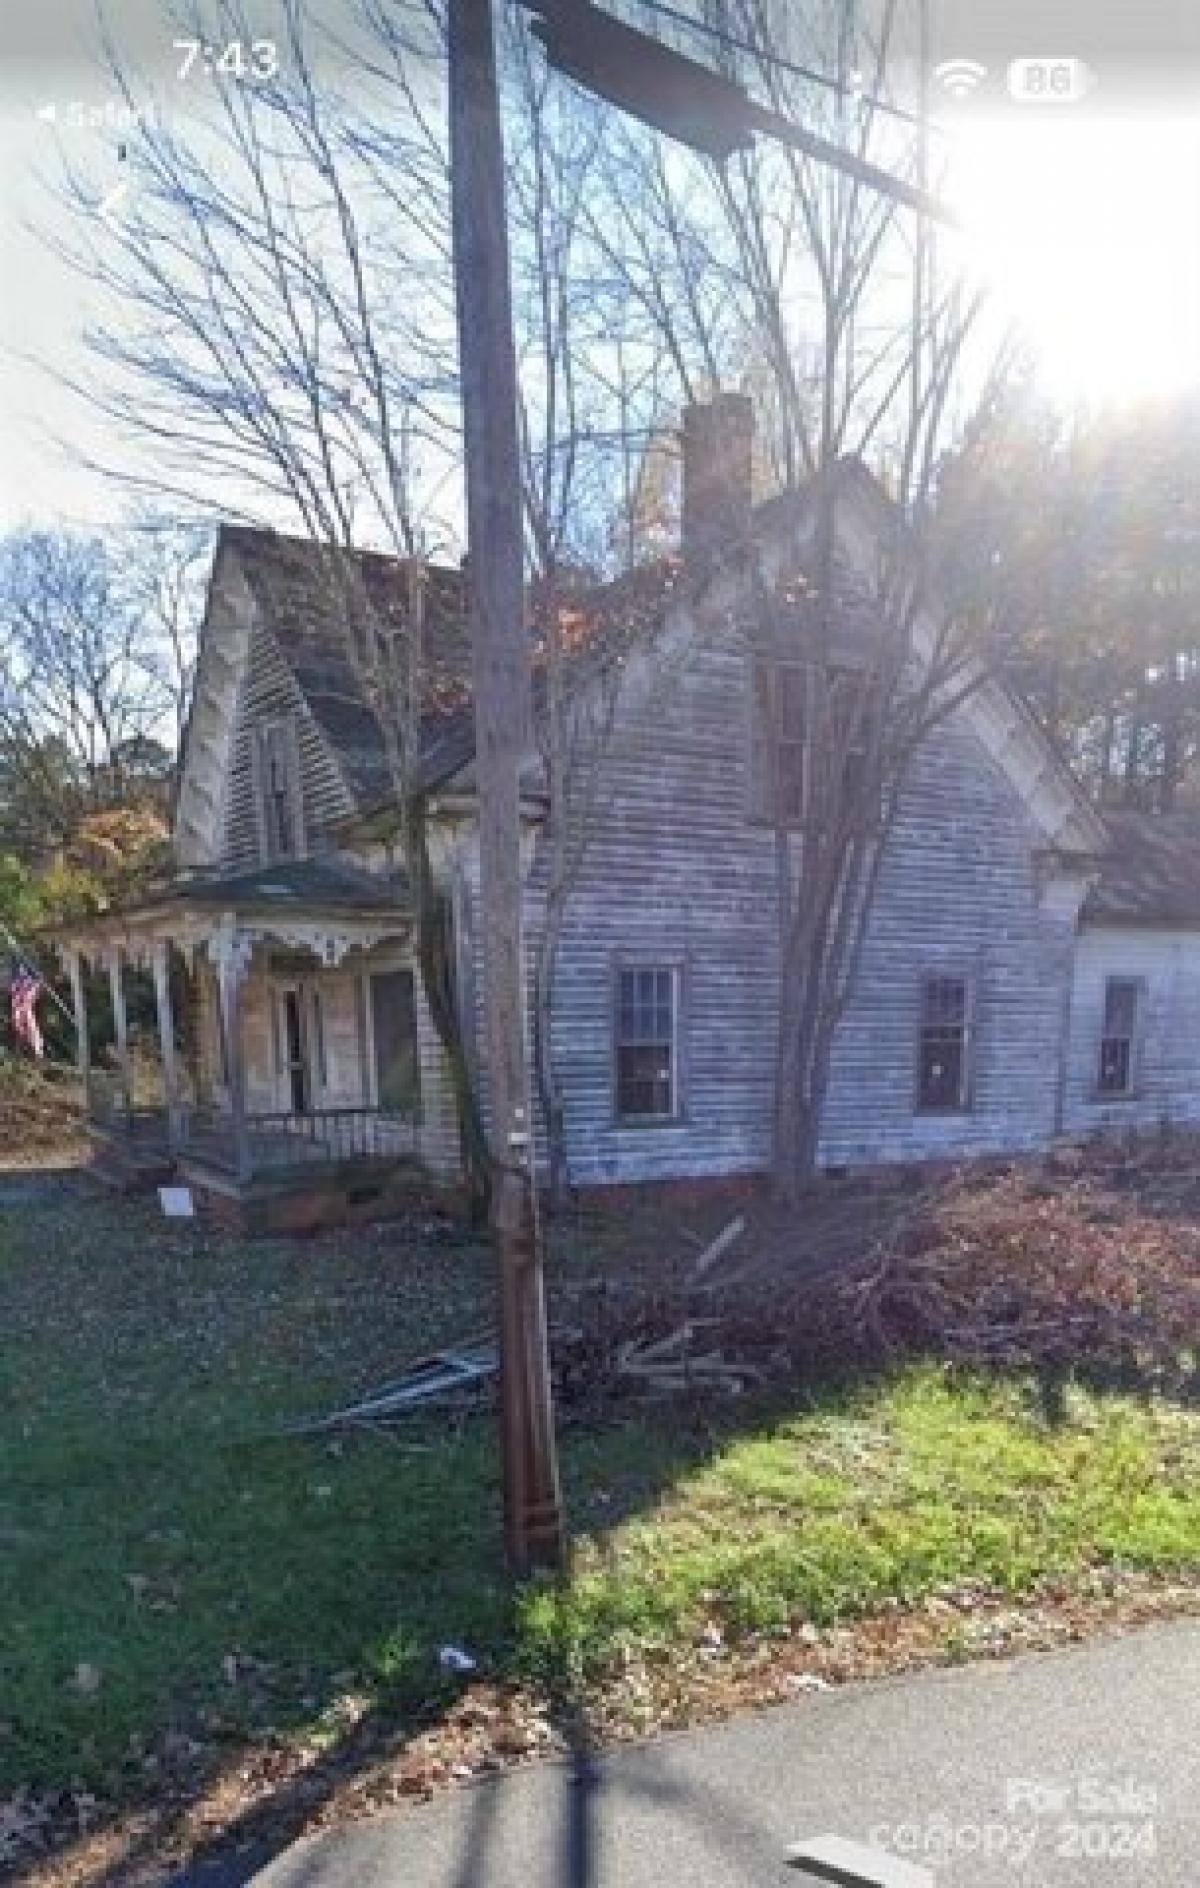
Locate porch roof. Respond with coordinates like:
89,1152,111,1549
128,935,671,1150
59,855,411,958
163,855,409,917
1085,810,1200,926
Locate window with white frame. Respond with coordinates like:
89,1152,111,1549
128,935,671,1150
614,965,680,1121
1097,977,1140,1095
916,974,971,1112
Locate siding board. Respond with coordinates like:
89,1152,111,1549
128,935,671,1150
520,622,1077,1186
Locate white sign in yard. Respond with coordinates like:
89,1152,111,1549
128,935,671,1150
158,1186,195,1219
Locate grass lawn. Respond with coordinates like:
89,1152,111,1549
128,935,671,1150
3,1176,1200,1860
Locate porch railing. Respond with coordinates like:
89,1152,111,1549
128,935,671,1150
176,1105,419,1181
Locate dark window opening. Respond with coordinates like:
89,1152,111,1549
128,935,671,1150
267,752,293,857
774,664,808,824
371,969,421,1117
917,974,969,1112
1098,977,1139,1095
615,965,678,1121
257,720,302,861
828,666,879,817
752,658,879,826
282,988,310,1115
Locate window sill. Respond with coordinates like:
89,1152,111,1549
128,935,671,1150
914,1104,972,1118
612,1113,688,1131
1088,1089,1140,1105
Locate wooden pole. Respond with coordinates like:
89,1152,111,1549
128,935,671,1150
66,950,90,1089
108,947,131,1118
152,939,182,1144
448,0,565,1574
216,932,251,1185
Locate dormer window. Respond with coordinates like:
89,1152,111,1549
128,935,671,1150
255,718,305,862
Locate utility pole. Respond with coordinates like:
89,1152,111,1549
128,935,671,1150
447,0,565,1575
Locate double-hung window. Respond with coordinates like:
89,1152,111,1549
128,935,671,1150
614,965,680,1122
1097,977,1140,1096
916,974,971,1112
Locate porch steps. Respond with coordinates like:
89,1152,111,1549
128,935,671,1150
85,1128,176,1196
177,1150,436,1235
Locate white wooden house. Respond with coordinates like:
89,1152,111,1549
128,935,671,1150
60,399,1200,1227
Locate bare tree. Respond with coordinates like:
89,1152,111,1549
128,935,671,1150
0,528,177,850
40,0,1010,1203
565,0,1013,1197
120,518,211,776
44,0,681,1206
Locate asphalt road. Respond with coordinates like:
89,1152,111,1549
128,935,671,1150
248,1618,1198,1888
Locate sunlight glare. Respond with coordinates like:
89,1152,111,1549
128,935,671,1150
948,116,1200,407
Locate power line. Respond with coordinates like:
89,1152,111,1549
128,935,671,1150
626,0,931,133
522,0,959,224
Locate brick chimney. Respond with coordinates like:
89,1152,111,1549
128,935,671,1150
680,392,755,560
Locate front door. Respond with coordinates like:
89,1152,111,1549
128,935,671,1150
280,987,311,1115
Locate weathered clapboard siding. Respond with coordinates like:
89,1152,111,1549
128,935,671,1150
242,971,277,1113
1062,926,1200,1136
820,727,1076,1164
520,622,1078,1187
220,621,356,872
525,630,776,1186
204,586,464,1168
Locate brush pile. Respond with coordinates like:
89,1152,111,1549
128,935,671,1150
293,1139,1200,1438
558,1143,1200,1401
842,1161,1200,1381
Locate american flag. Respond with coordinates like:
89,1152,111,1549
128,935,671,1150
9,963,44,1059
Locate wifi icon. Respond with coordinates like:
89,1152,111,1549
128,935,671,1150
934,57,988,99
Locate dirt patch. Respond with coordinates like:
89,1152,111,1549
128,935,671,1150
0,1058,88,1171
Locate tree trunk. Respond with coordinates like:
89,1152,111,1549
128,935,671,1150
404,800,491,1221
533,887,569,1210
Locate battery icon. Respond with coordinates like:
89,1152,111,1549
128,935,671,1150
1007,57,1095,104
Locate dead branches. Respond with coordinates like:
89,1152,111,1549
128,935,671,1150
285,1145,1200,1441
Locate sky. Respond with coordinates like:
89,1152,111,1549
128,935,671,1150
0,0,293,530
2,2,1200,532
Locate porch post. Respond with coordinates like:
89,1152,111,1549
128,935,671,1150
65,949,90,1091
152,939,182,1145
215,928,251,1184
108,946,132,1119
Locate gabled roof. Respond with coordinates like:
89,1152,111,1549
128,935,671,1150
200,462,1105,862
212,523,690,822
218,526,476,805
1086,811,1200,926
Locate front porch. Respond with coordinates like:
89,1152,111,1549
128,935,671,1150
62,858,460,1227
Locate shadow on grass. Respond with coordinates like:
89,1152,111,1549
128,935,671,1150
37,1396,769,1886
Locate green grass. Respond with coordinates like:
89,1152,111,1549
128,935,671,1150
528,1374,1200,1679
3,1183,1200,1807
